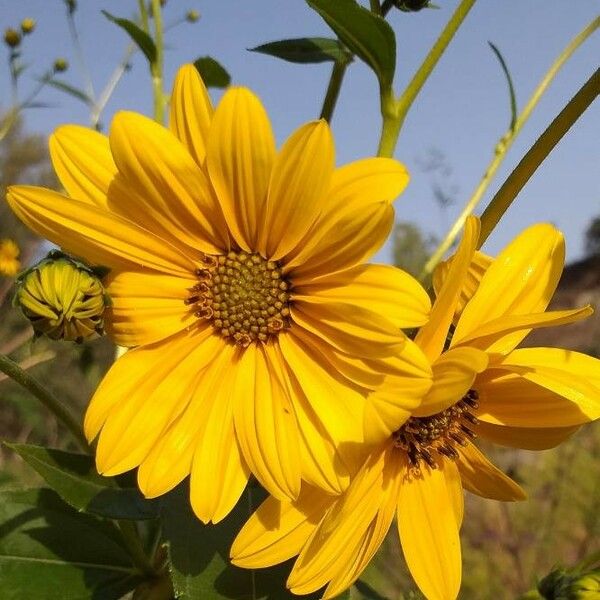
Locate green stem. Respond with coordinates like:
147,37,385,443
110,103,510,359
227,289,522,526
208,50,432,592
479,67,600,246
150,0,165,124
419,16,599,279
66,7,96,104
117,520,156,577
0,353,89,452
377,88,401,157
320,60,348,122
381,0,395,16
369,0,382,15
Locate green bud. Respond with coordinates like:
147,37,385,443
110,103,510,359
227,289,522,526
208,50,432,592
186,9,200,23
4,28,21,48
393,0,431,11
14,251,108,342
538,568,600,600
21,18,36,34
65,0,77,14
53,58,69,72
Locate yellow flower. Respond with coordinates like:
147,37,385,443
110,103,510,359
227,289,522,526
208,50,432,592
6,64,432,523
0,238,20,276
231,217,600,600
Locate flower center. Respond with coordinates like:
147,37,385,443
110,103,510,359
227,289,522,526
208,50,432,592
186,251,291,347
393,389,479,472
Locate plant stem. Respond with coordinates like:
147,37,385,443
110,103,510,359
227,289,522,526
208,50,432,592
369,0,382,15
479,67,599,246
0,353,89,452
117,520,156,577
66,7,96,104
320,60,348,122
150,0,165,124
419,16,599,279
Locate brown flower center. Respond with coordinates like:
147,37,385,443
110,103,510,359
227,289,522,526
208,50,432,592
393,389,479,472
186,251,291,347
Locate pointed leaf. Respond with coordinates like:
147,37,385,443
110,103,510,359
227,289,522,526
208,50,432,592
488,42,517,130
306,0,396,88
44,78,92,105
193,56,231,88
250,37,352,64
102,10,157,64
7,443,158,520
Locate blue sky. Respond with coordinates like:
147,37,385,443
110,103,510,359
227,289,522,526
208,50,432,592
2,1,599,263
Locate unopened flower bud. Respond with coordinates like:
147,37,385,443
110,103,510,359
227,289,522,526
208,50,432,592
21,18,36,34
14,252,108,342
65,0,77,14
0,239,20,277
393,0,431,11
4,28,21,48
186,10,200,23
538,568,600,600
53,58,69,73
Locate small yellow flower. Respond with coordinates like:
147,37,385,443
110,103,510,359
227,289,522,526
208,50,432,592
7,64,433,523
0,238,20,276
21,18,36,34
53,58,69,73
15,252,107,342
186,10,200,23
3,28,21,48
231,218,600,600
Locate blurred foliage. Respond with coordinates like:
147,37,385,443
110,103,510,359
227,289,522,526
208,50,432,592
393,221,437,279
584,217,600,257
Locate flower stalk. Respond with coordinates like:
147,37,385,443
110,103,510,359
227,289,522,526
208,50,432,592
150,0,165,124
319,59,349,123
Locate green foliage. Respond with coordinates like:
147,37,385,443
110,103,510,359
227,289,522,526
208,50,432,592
393,222,437,278
43,78,92,106
306,0,396,89
193,57,231,89
488,42,518,130
585,217,600,257
102,10,157,64
250,38,352,65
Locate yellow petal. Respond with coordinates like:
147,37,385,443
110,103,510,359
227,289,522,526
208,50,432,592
476,421,579,450
415,216,480,362
91,327,216,475
109,111,229,254
453,223,564,350
105,269,198,347
231,485,335,569
206,87,276,250
7,186,194,275
137,339,235,498
397,457,463,600
412,346,488,417
457,443,526,501
169,63,213,165
233,344,301,500
262,121,334,260
49,125,116,208
479,348,600,426
293,263,431,329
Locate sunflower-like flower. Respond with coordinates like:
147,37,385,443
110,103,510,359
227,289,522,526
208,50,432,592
6,64,433,522
0,238,20,276
231,218,600,600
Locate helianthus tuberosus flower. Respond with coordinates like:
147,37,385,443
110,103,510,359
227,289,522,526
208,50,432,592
0,238,20,276
6,64,433,523
231,217,600,600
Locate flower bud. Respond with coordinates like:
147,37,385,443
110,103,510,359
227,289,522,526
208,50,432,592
21,18,36,34
538,568,600,600
0,239,20,277
53,58,69,73
4,28,21,48
14,252,108,342
186,10,200,23
393,0,431,11
65,0,77,14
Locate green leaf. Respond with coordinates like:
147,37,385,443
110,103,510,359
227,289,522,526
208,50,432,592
250,37,352,65
0,488,142,599
193,56,231,88
102,10,157,64
162,484,325,599
44,78,92,105
7,443,159,520
306,0,396,88
488,41,517,130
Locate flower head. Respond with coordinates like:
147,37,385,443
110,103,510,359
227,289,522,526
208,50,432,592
231,218,600,600
0,238,21,276
6,64,432,523
20,19,36,35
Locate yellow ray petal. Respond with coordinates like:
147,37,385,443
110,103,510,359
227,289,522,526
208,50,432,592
206,87,275,250
7,186,194,275
476,420,579,450
169,63,213,165
479,348,600,426
415,216,480,362
231,485,335,569
457,443,526,501
91,327,216,476
262,121,334,260
233,344,302,501
137,339,234,498
397,457,463,600
453,224,564,350
109,111,228,253
49,125,116,208
412,346,488,417
105,269,198,347
293,263,431,329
